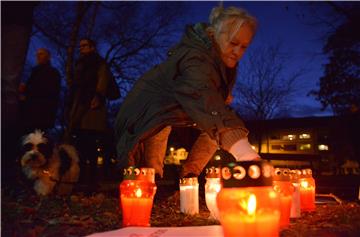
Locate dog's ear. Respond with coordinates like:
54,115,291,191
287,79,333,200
17,136,32,162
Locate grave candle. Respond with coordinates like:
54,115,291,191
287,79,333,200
217,161,280,237
290,169,301,218
119,167,156,227
299,169,316,212
179,177,199,215
205,167,222,220
273,168,294,228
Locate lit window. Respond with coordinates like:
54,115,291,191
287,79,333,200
299,134,311,139
214,155,221,161
318,144,329,151
299,144,311,150
283,134,296,140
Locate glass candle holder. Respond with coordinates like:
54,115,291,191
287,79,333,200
119,167,157,227
299,169,316,212
217,161,280,237
137,167,156,183
273,168,294,228
205,167,221,220
179,177,199,215
289,169,301,218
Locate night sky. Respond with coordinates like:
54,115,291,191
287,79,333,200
25,1,334,118
182,1,333,118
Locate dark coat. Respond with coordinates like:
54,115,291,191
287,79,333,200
67,52,119,134
22,63,61,132
114,23,248,167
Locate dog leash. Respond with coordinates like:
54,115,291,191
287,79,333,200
42,169,77,185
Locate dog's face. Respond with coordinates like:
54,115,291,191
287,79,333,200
20,130,53,178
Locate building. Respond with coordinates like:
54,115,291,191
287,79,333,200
245,114,360,174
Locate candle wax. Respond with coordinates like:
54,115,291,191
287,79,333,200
205,191,220,220
180,185,199,215
300,187,315,211
221,212,280,237
121,196,153,227
299,178,315,212
217,187,280,237
290,183,301,218
279,195,292,228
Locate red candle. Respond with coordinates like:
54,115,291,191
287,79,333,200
218,187,280,237
299,169,315,212
217,161,280,237
273,168,294,228
119,167,157,227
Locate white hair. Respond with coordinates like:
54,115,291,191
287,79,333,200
22,130,47,145
208,6,257,41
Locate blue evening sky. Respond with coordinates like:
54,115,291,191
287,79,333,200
180,1,333,117
25,1,334,118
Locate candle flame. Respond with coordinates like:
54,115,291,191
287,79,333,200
135,188,142,198
300,180,309,188
247,194,257,215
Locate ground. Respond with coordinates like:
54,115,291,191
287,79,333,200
2,183,360,237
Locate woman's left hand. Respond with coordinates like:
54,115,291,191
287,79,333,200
90,96,100,109
225,94,233,105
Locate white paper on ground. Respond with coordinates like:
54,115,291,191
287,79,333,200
86,225,223,237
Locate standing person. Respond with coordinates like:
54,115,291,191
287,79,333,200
20,48,61,134
66,38,120,186
114,6,260,179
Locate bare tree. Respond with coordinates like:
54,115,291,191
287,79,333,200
30,1,187,128
33,2,185,91
232,43,304,153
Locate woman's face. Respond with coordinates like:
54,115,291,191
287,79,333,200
215,21,255,68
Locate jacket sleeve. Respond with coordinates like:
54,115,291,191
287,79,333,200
173,52,248,141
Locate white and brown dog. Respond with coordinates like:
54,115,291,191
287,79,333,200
20,130,80,196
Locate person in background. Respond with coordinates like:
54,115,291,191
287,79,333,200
114,6,259,179
19,48,61,134
66,38,120,186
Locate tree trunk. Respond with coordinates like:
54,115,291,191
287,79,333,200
1,2,37,183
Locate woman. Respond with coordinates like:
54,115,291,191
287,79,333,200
115,6,259,178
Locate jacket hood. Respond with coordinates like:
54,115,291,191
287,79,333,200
180,23,213,52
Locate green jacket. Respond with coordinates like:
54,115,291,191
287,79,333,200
114,23,248,167
67,52,119,134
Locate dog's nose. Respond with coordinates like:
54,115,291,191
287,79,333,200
31,154,38,160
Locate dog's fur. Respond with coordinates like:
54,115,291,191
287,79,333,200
20,130,80,196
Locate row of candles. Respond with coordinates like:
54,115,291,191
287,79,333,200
119,162,316,237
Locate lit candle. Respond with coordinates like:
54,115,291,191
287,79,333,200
289,169,301,218
299,169,316,212
179,177,199,215
205,167,222,220
273,168,294,228
217,161,280,237
119,167,157,227
96,147,104,166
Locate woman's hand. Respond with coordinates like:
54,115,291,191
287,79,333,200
90,96,100,109
225,94,233,105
